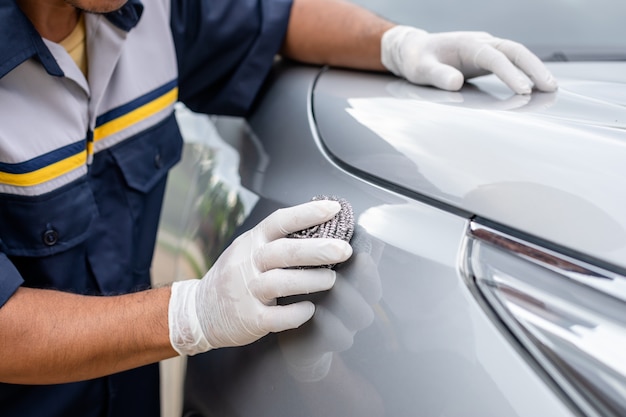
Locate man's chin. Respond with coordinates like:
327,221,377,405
65,0,128,14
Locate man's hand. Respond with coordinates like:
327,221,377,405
382,26,558,94
168,200,353,356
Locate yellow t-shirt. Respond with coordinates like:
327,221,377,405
59,13,88,77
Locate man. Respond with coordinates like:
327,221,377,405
0,0,557,415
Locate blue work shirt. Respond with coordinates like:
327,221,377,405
0,0,292,415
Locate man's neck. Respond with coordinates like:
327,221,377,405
16,0,80,42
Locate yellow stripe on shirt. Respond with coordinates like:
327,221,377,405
93,87,178,142
0,151,87,187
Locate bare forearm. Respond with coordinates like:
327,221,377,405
0,286,177,384
281,0,395,71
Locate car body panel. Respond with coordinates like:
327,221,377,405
159,0,626,415
174,64,579,417
313,62,626,271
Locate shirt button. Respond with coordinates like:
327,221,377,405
42,228,59,246
154,152,163,169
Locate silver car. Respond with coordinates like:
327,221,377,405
156,0,626,416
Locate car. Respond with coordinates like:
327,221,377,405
154,0,626,416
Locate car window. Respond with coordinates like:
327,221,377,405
349,0,626,60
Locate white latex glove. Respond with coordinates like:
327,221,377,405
168,200,353,356
381,26,558,94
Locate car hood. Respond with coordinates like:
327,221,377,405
313,62,626,270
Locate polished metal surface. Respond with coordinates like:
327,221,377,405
313,62,626,270
465,222,626,417
468,222,626,302
168,1,626,415
176,65,578,417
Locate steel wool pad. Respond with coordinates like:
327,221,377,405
287,195,355,269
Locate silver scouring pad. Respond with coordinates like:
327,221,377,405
287,195,355,269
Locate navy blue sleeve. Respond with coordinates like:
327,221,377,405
0,253,24,308
170,0,293,117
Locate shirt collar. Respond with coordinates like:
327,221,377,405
0,0,144,79
104,0,144,32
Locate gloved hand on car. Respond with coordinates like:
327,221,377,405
381,26,558,94
168,200,353,356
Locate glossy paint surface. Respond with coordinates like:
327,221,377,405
176,64,579,417
313,62,626,271
168,1,626,415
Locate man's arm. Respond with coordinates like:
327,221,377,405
281,0,394,71
0,201,352,384
0,286,176,384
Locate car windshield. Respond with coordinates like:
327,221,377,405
349,0,626,61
